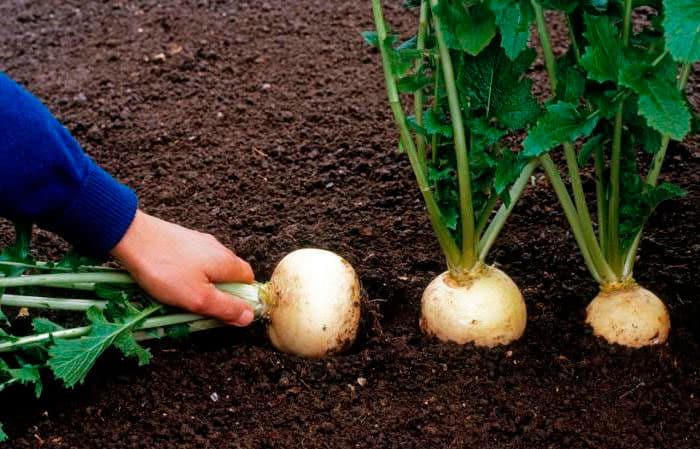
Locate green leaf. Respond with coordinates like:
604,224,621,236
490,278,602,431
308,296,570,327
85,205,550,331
580,13,622,83
0,359,43,398
663,0,700,63
557,66,586,104
396,72,433,93
0,422,7,442
578,134,605,166
362,31,422,78
619,181,686,248
0,222,34,278
423,110,454,137
432,1,497,55
619,55,691,139
48,305,159,387
403,0,422,9
493,150,522,201
113,333,152,366
523,101,600,157
56,250,102,272
489,0,535,60
541,0,579,12
32,318,65,334
458,43,540,129
361,31,379,47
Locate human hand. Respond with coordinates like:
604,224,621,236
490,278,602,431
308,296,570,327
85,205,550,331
111,210,255,326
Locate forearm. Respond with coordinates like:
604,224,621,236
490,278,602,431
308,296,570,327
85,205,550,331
0,72,137,256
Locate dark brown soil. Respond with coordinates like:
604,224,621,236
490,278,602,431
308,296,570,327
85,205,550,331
1,1,699,448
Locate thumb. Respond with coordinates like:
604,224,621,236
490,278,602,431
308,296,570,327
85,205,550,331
197,284,256,327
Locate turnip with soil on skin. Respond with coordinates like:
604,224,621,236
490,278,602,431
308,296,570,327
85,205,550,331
367,0,542,346
520,0,696,346
0,229,361,441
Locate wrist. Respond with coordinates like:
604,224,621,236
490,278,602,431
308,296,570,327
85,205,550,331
110,209,149,270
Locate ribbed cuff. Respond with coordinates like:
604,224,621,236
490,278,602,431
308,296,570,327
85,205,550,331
45,162,138,257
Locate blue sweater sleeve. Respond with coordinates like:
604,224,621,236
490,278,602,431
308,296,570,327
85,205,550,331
0,72,138,257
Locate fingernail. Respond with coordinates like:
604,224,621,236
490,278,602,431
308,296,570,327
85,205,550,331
235,309,254,327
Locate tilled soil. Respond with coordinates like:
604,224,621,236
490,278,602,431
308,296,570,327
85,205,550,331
0,1,698,448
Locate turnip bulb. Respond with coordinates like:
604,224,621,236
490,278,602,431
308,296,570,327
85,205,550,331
256,248,361,358
585,283,670,347
420,264,527,347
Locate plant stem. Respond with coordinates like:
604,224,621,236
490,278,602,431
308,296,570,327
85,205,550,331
0,273,268,316
540,155,603,284
475,194,499,239
531,0,557,93
414,0,429,166
563,143,615,279
622,62,692,276
622,0,633,45
594,145,608,256
531,1,616,282
372,1,465,268
431,62,442,163
478,159,537,260
0,294,106,311
607,103,624,274
430,0,476,271
0,260,119,273
565,14,581,62
133,319,223,341
0,312,205,353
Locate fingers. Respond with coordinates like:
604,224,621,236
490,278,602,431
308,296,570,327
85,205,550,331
193,285,255,326
206,248,255,284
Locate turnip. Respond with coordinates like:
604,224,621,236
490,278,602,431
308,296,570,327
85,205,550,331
368,0,538,346
0,243,361,417
420,265,526,347
521,0,694,346
0,248,361,360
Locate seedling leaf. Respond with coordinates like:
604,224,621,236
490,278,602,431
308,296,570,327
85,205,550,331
663,0,700,63
432,1,497,55
523,102,599,157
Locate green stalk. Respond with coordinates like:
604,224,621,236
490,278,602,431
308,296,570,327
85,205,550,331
414,0,429,166
0,260,119,273
431,62,442,163
623,0,633,45
430,0,476,271
478,159,538,260
531,0,557,93
0,272,267,316
364,2,465,269
563,143,616,280
541,156,603,283
0,294,106,311
565,14,581,62
594,145,608,255
622,62,692,276
532,0,616,282
0,312,206,353
607,104,624,274
475,194,500,239
371,0,460,267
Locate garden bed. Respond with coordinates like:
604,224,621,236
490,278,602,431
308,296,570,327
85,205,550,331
0,1,698,448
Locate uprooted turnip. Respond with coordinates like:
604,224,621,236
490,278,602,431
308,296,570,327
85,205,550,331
0,245,362,409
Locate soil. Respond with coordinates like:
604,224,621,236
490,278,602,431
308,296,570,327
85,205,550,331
0,1,698,448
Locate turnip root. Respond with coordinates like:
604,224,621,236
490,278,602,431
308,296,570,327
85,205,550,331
586,283,670,347
260,248,361,358
420,264,527,347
